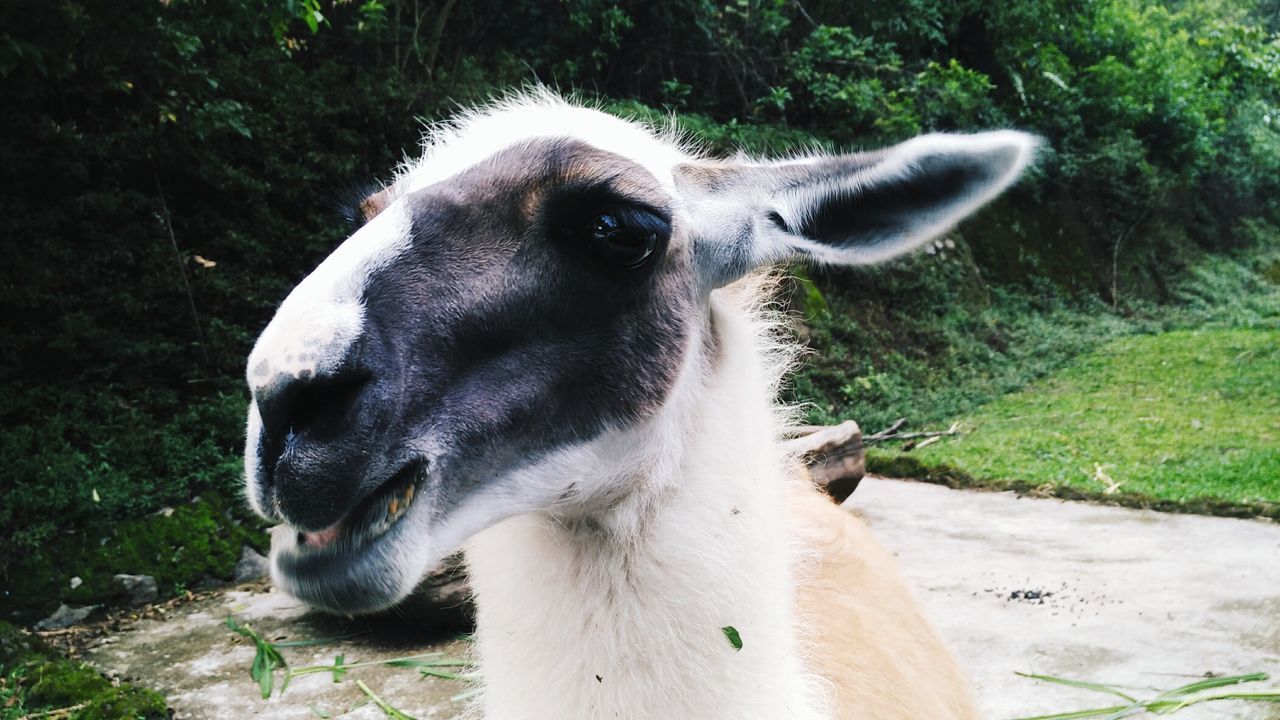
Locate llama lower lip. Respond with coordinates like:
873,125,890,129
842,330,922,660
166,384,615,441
272,461,429,614
302,526,341,548
294,461,424,552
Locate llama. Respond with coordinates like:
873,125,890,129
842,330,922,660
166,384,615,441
243,90,1035,719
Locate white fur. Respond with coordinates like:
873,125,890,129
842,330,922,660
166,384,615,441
766,130,1039,266
245,201,413,394
393,89,693,196
464,289,828,720
429,100,1033,717
247,90,1034,719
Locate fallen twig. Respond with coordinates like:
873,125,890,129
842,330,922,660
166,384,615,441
19,702,88,720
865,417,907,439
865,420,961,445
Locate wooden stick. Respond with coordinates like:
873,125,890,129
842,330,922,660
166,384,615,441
865,422,961,444
19,703,89,720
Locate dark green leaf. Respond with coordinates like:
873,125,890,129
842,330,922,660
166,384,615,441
721,626,743,650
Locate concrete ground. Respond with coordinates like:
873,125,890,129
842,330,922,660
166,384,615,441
851,477,1280,720
79,478,1280,719
84,587,472,719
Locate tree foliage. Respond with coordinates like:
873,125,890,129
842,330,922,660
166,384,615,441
1,0,1278,592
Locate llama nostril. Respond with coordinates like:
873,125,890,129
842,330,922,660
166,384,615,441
256,369,371,466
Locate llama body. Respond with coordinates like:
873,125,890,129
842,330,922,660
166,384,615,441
243,91,1033,719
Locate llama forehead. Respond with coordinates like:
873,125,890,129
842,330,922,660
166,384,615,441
395,97,692,200
413,135,678,219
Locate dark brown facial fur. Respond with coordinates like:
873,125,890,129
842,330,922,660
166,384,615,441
255,139,699,538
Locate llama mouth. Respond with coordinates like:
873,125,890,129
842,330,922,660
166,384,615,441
295,461,425,552
271,459,431,614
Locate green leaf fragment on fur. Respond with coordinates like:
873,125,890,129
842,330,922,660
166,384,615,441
721,626,743,650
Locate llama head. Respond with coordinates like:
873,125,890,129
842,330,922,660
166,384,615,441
243,93,1036,613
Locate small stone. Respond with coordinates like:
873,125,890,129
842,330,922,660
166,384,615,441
35,603,99,630
113,574,159,605
235,546,270,582
69,576,82,590
196,575,224,590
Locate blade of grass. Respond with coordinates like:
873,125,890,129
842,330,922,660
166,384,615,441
385,659,470,668
450,687,483,703
1153,672,1268,699
1010,706,1131,720
419,669,468,680
288,652,453,678
227,614,471,702
275,632,367,647
1014,670,1280,720
356,679,417,720
1015,672,1137,702
1147,687,1280,713
1098,672,1273,719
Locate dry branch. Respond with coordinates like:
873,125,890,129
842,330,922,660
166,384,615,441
864,419,961,445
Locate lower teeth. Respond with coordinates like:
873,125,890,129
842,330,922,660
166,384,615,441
362,468,421,536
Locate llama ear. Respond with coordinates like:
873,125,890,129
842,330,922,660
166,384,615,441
678,131,1039,288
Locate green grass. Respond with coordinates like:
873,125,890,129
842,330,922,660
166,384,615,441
875,328,1280,509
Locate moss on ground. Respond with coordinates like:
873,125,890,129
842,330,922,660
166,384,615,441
0,621,168,719
1,492,268,623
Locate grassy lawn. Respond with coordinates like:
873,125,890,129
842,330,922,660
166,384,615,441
872,328,1280,511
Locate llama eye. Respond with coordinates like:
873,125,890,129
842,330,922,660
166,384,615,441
589,211,658,269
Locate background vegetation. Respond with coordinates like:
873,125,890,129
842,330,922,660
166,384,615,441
2,0,1278,621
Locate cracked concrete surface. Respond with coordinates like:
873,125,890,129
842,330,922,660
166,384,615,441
80,478,1279,719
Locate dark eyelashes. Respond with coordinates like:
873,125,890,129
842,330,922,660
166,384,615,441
543,189,671,272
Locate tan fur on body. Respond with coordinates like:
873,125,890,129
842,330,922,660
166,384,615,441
789,473,979,719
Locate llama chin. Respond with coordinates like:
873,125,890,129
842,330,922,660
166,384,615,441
244,89,1035,719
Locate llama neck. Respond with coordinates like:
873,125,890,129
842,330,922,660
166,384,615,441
462,297,825,720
